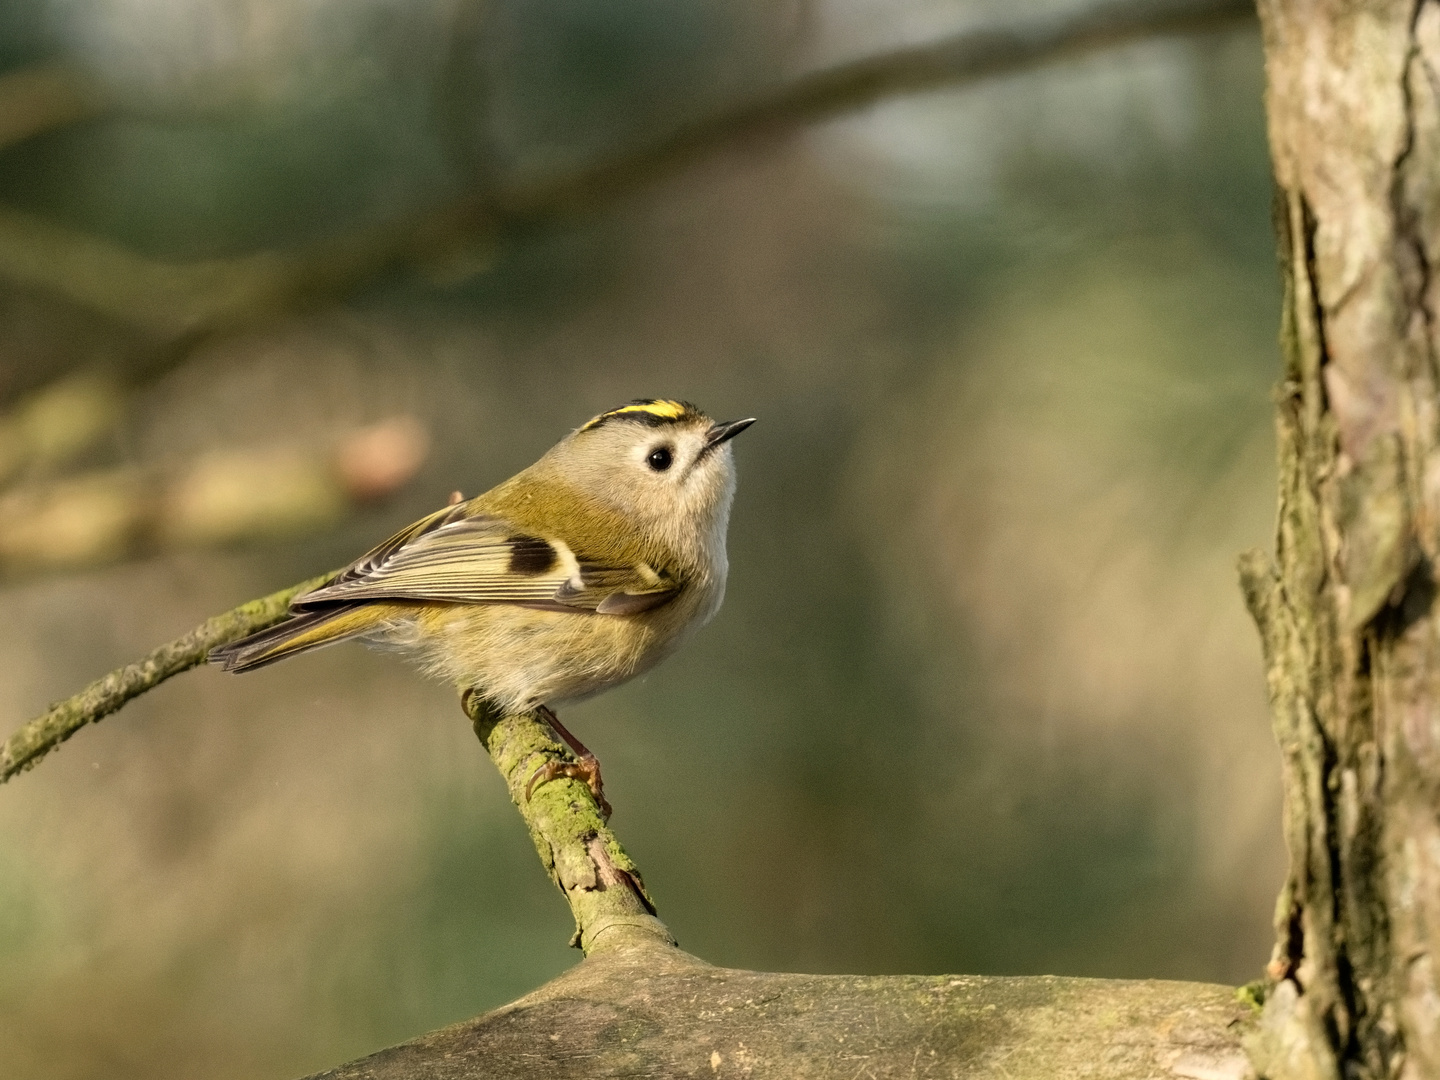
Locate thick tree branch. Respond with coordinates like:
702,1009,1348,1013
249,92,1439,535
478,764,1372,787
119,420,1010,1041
309,697,1257,1078
306,951,1253,1079
0,571,333,782
306,694,1256,1080
0,0,1255,345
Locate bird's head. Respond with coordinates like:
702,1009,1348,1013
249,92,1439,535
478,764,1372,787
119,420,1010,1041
550,399,754,555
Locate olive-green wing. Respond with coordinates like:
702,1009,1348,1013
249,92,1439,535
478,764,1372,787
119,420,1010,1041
293,504,680,613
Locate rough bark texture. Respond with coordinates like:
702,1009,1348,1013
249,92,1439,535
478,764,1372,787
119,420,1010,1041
304,939,1251,1080
1244,2,1440,1077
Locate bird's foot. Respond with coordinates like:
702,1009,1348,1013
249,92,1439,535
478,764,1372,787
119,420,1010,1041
525,753,612,820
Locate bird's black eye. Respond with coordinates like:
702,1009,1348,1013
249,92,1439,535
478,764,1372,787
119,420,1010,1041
647,446,674,472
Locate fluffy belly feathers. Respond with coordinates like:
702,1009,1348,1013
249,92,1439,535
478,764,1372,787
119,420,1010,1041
410,580,718,712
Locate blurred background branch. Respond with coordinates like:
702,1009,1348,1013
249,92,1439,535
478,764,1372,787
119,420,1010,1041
0,0,1254,352
0,0,1254,582
495,0,1255,217
0,415,428,576
0,63,104,152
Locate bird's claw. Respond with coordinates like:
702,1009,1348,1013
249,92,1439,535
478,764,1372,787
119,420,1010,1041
525,752,612,820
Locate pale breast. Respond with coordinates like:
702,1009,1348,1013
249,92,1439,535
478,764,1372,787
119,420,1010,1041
413,575,720,713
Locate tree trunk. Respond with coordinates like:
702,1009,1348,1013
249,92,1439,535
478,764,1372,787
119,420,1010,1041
1242,3,1440,1077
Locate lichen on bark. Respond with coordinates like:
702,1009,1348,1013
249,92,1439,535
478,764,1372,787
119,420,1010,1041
1248,2,1440,1076
305,952,1251,1080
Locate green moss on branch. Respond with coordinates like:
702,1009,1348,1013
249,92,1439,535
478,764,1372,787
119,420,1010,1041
463,696,675,955
0,571,333,782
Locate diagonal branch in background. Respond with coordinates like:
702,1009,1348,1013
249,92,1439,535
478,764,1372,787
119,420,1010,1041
0,0,1255,347
495,0,1257,218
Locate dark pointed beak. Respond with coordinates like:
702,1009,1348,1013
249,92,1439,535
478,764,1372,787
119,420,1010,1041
706,417,756,447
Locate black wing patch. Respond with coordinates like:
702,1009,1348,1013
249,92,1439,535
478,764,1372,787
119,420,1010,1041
507,536,558,576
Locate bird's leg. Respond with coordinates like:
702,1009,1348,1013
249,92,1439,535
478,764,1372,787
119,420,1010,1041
525,705,612,820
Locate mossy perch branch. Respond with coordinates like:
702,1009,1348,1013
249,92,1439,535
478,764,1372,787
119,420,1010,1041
462,694,674,955
0,571,332,782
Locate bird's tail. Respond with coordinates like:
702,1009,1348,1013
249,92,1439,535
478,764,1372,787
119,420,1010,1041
208,605,393,673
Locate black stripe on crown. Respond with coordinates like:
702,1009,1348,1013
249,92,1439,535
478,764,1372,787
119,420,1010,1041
579,399,704,433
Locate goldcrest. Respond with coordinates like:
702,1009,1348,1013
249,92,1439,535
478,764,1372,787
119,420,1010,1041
210,400,753,810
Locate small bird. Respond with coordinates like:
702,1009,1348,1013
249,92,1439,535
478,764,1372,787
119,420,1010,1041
209,400,754,815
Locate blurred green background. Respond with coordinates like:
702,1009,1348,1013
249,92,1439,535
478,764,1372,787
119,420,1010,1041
0,1,1282,1077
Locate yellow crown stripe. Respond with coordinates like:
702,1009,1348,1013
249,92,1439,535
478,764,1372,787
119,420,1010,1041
579,399,697,432
611,400,689,420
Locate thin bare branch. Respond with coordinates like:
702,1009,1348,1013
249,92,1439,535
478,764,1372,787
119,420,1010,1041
494,0,1257,218
0,0,1254,343
0,575,674,964
0,571,333,782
